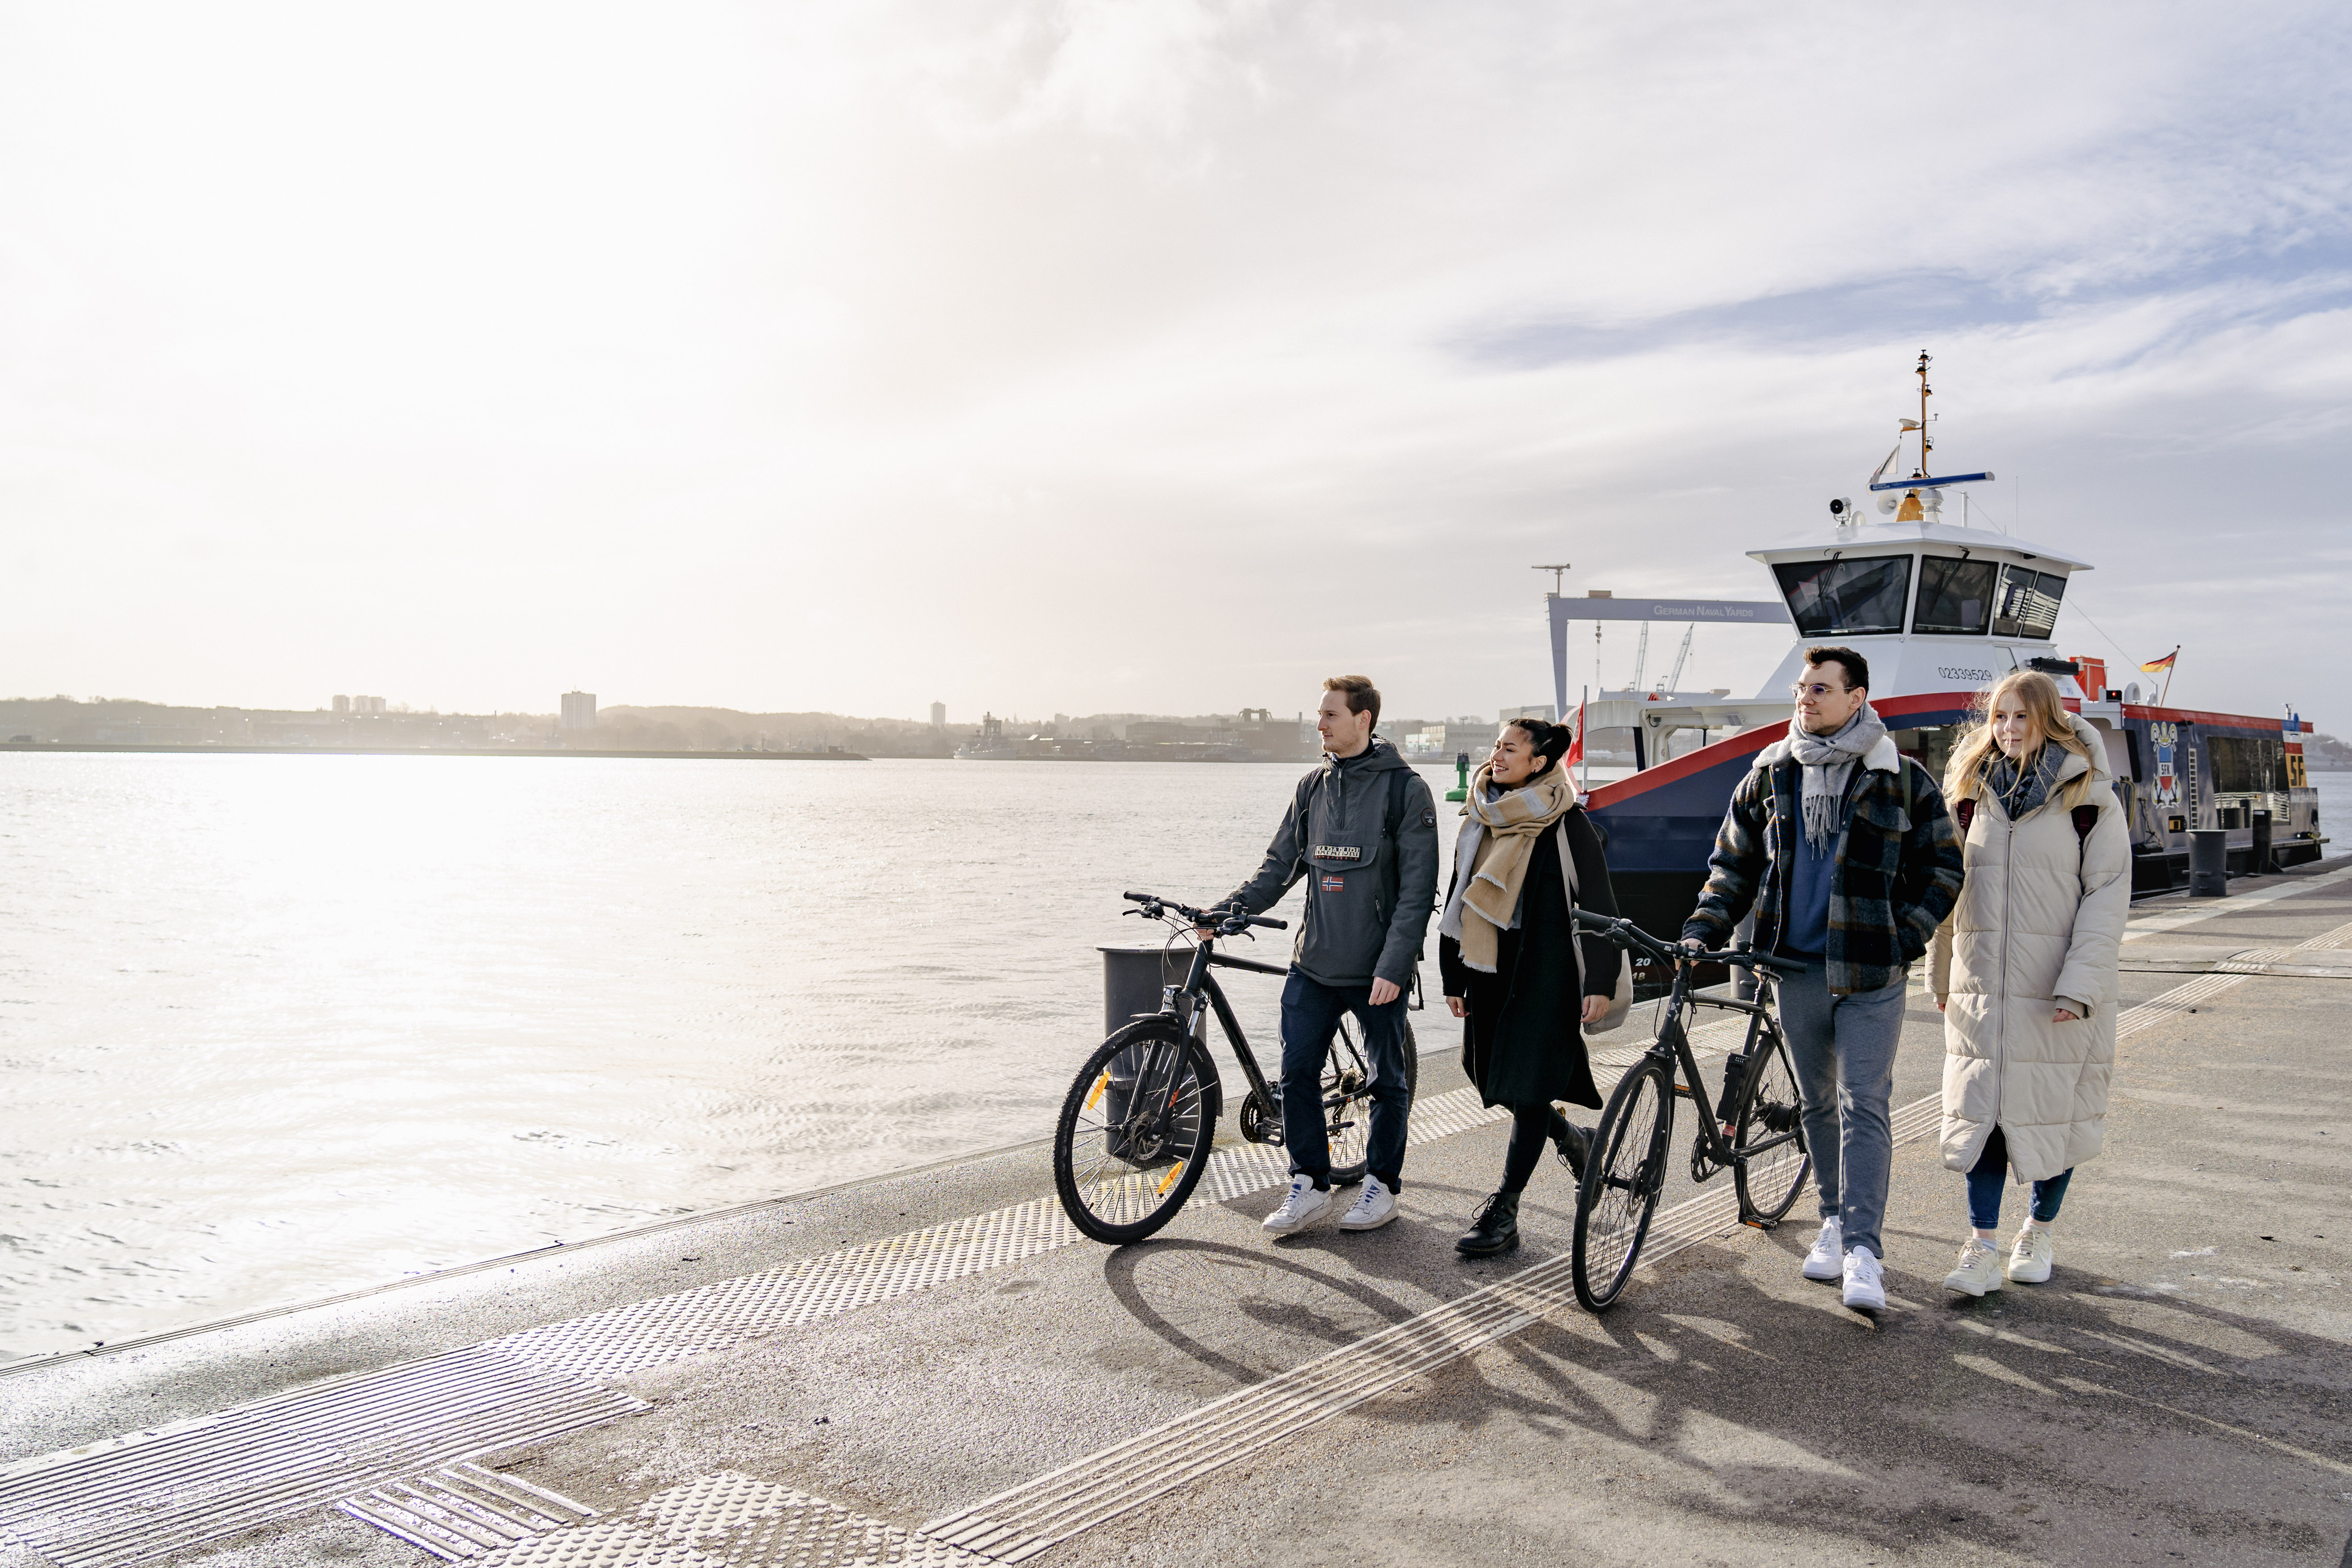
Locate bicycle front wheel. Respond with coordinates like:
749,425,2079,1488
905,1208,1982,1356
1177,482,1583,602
1325,1019,1419,1184
1053,1019,1219,1245
1572,1055,1673,1312
1731,1022,1811,1225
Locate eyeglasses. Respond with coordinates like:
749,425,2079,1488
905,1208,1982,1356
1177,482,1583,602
1790,683,1850,699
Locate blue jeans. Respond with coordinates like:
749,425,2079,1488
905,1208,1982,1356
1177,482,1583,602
1967,1125,2073,1230
1278,969,1413,1191
1774,961,1906,1261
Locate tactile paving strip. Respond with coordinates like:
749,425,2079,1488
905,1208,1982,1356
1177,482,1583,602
479,1472,980,1567
925,1090,1946,1563
0,1347,645,1568
2114,917,2352,1040
493,1084,1533,1380
489,1198,1085,1380
339,1462,600,1560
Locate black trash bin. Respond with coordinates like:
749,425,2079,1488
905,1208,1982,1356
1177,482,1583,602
1099,943,1190,1035
2251,809,2273,875
1096,944,1193,1161
2188,828,2229,898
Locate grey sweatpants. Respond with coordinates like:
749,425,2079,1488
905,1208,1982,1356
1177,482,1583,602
1773,962,1907,1262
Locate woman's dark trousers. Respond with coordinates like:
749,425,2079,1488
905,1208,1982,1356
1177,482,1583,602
1500,1102,1573,1192
1966,1125,2073,1230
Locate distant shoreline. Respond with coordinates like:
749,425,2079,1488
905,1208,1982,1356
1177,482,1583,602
0,742,869,761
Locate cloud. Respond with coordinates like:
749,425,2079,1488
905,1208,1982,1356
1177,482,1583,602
0,0,2346,723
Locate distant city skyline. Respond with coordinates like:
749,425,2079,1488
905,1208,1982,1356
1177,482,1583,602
1,6,2345,725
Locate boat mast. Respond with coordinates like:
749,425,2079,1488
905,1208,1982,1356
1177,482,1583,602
1915,350,1933,475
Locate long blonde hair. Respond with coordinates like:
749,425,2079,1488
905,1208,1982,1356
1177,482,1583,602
1944,670,2096,807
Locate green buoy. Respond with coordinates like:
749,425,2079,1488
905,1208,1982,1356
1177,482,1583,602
1444,749,1471,803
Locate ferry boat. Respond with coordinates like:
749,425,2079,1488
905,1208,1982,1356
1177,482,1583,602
955,713,1021,761
1579,356,2326,952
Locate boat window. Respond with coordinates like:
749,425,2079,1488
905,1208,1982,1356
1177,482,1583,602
1913,557,1995,636
1990,563,2066,640
1772,555,1913,638
2207,735,2286,793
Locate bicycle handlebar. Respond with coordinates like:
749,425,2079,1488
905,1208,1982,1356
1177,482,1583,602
1569,909,1791,973
1122,890,1289,934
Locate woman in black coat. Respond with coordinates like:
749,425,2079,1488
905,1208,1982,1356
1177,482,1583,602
1436,716,1623,1257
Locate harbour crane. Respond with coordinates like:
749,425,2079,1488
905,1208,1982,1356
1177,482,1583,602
1656,625,1694,694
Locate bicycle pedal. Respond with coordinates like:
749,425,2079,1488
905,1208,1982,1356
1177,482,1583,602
1671,1082,1697,1099
1739,1216,1779,1232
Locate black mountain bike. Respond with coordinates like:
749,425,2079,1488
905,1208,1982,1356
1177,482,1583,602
1568,910,1811,1311
1050,891,1419,1245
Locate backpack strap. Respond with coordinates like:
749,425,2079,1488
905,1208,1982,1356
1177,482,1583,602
1954,797,1976,836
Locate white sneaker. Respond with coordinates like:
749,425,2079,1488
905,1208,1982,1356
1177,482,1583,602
2006,1225,2055,1284
1943,1238,2005,1297
1842,1245,1887,1312
1801,1216,1844,1282
1262,1176,1332,1234
1336,1175,1398,1232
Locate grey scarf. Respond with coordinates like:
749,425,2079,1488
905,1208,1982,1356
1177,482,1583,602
1787,703,1887,852
1986,743,2064,821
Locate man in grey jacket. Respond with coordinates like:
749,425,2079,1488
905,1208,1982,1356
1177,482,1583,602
1217,675,1439,1236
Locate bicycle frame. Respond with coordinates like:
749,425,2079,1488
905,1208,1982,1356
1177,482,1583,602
1157,935,1291,1113
1650,960,1788,1175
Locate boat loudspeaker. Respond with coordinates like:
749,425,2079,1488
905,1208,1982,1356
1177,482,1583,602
1827,496,1857,523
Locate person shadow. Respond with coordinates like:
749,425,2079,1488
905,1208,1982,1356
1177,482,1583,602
1092,1206,2352,1564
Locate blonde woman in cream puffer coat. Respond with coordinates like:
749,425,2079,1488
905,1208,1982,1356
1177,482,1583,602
1930,689,2131,1295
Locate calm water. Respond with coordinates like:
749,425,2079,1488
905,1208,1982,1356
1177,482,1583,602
0,753,1467,1361
4,753,2343,1362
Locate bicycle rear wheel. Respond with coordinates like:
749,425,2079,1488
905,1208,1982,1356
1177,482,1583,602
1053,1019,1219,1245
1325,1019,1419,1184
1572,1054,1674,1312
1731,1021,1811,1225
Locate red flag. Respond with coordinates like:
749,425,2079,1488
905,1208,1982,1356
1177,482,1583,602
1564,699,1585,770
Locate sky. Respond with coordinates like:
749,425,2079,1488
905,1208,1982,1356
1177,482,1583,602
2,2,2348,727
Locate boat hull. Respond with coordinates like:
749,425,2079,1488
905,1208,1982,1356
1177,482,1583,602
1587,692,2323,976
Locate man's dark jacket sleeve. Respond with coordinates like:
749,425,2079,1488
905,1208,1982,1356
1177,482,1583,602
1224,781,1309,915
1893,761,1965,958
1682,768,1770,947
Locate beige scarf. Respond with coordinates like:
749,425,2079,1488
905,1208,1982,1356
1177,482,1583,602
1453,761,1578,973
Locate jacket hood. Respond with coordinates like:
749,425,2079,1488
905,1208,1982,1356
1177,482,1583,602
1325,736,1411,774
2055,712,2112,785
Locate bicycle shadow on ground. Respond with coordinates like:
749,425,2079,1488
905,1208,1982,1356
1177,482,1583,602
1331,1229,2352,1566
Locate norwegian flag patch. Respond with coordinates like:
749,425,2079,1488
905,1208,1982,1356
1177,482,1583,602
1321,873,1347,892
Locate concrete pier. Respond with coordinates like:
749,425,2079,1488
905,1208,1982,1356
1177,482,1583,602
4,861,2351,1568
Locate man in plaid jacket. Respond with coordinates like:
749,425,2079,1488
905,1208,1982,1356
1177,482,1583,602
1681,645,1964,1314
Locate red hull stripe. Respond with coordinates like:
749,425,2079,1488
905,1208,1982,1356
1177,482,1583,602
2121,704,2288,732
1586,691,1962,810
1589,691,2294,812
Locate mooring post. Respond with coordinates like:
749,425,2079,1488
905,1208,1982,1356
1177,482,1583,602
2188,828,2230,898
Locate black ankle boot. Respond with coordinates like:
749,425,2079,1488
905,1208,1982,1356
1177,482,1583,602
1551,1118,1594,1180
1455,1190,1521,1257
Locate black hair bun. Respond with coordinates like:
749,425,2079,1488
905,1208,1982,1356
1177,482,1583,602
1503,715,1573,769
